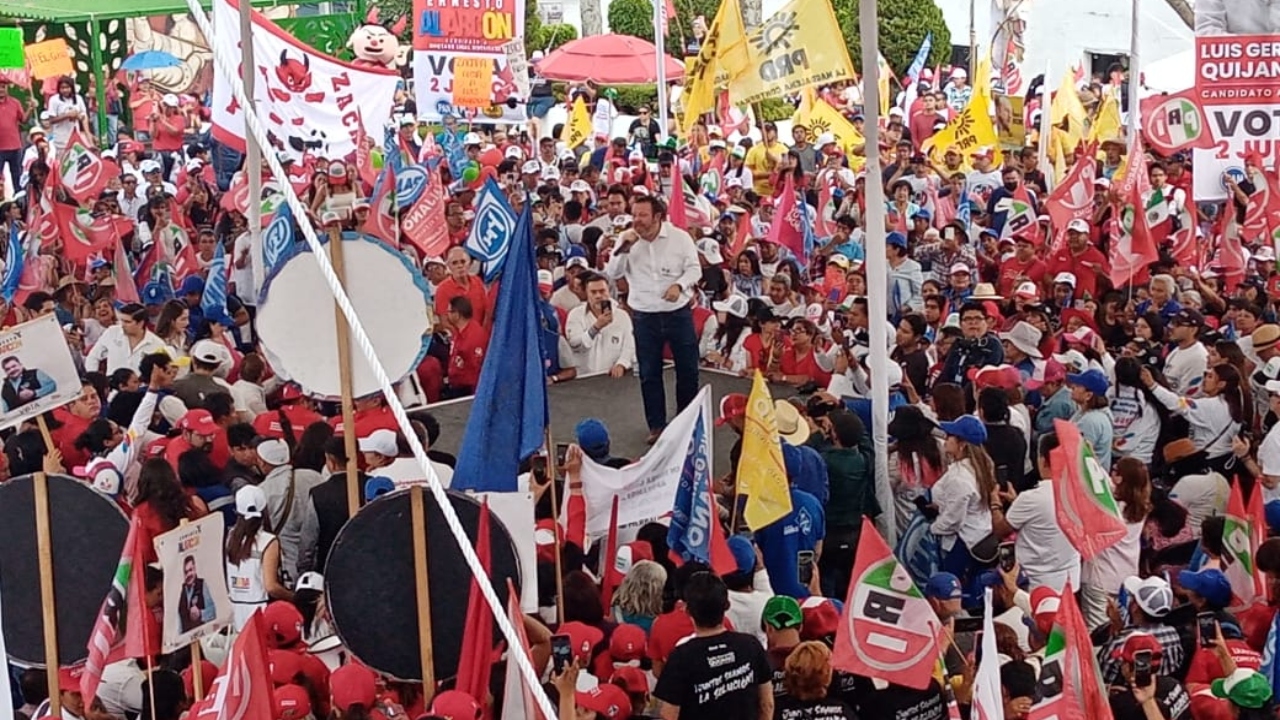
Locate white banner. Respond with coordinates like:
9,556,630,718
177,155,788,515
0,315,85,431
154,515,232,653
474,491,538,613
411,53,529,125
211,0,400,162
564,386,713,538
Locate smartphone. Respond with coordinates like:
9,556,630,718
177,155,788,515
1132,649,1153,688
797,550,815,586
998,542,1016,572
973,630,984,666
555,442,570,468
550,634,573,673
1198,612,1218,647
601,299,612,313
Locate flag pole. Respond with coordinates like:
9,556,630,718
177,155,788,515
544,427,566,624
860,0,893,545
409,485,437,704
653,0,670,142
33,468,61,720
240,0,264,298
325,223,361,518
1127,0,1140,145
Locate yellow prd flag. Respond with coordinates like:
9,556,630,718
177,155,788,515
1050,69,1088,155
796,98,864,150
727,0,855,106
565,97,592,149
921,57,1003,170
737,372,792,531
1086,93,1121,151
877,53,894,118
681,0,749,134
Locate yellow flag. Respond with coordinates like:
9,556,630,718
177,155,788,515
566,97,592,149
877,53,894,118
681,0,749,134
1050,69,1088,155
737,372,792,531
1086,93,1122,149
796,98,864,151
922,66,1003,169
728,0,855,106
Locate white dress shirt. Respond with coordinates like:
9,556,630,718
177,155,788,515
85,326,169,374
604,222,702,313
564,303,636,375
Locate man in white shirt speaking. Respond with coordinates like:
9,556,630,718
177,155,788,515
605,196,703,443
565,271,636,377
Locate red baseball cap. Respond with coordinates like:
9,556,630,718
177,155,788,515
716,393,748,426
330,663,378,711
429,690,481,720
575,684,631,720
269,649,303,685
179,409,218,435
58,665,84,691
610,666,649,695
800,598,840,641
968,364,1022,391
1110,631,1163,664
1028,586,1060,635
275,684,312,720
263,601,304,648
559,621,604,662
608,623,647,663
279,384,304,403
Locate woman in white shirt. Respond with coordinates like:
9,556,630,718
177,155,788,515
1081,458,1151,631
226,485,291,630
155,299,191,365
1144,362,1246,471
706,295,752,374
1110,357,1162,464
928,414,996,586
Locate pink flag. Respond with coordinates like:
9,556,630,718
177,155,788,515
766,174,806,260
1046,144,1096,254
113,235,140,304
1049,419,1127,561
362,164,400,247
668,162,688,228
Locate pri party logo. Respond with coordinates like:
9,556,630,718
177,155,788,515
848,555,941,673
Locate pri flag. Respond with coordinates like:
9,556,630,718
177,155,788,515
736,372,792,530
1028,586,1113,720
832,517,943,691
186,611,275,720
52,202,128,266
1223,480,1262,607
57,128,115,204
1140,90,1214,156
82,515,157,704
999,184,1041,244
667,411,737,576
1045,144,1097,253
1049,419,1126,561
210,0,399,161
1108,133,1160,287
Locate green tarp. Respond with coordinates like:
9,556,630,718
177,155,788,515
0,0,293,23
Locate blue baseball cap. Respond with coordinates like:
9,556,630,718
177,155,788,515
179,275,205,296
939,414,987,445
1178,568,1233,609
364,476,395,502
924,572,962,600
886,231,908,249
574,418,610,458
915,208,932,221
727,535,756,576
1066,368,1109,396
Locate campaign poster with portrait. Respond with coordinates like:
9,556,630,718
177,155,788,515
0,314,82,430
1191,6,1280,200
154,515,231,652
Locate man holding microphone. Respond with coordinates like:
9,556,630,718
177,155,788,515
605,196,703,443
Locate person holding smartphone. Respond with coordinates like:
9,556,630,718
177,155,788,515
564,272,635,378
1105,633,1192,720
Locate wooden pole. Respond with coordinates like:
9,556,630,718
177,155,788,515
145,651,158,720
327,224,361,518
35,414,54,456
33,470,61,719
409,485,436,704
544,429,565,625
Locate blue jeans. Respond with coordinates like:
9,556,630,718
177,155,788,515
632,306,699,432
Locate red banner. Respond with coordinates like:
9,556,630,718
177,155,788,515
401,167,450,259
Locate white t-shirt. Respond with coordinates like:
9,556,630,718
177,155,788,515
592,98,617,139
380,456,455,489
1082,501,1143,596
1169,471,1230,536
1164,342,1209,397
1004,482,1081,593
1258,421,1280,503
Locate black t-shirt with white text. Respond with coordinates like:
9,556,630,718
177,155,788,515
774,695,859,720
653,631,772,720
1108,678,1191,720
839,675,947,720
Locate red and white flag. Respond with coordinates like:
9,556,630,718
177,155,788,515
186,610,275,720
1028,586,1113,720
500,578,546,720
832,517,943,691
362,164,399,247
401,166,451,260
1050,419,1127,561
52,203,129,266
766,174,807,261
82,516,157,704
1045,144,1096,253
57,128,115,205
455,501,494,704
1107,133,1160,287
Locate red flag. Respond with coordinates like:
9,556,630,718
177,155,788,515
172,242,200,285
1049,419,1127,561
717,92,749,137
600,496,622,610
499,578,545,720
455,501,494,703
1140,89,1216,156
82,515,158,704
355,125,379,190
831,517,943,691
727,209,753,262
113,231,140,304
1169,200,1201,270
668,162,688,228
56,127,114,204
814,181,837,240
1212,213,1247,291
1248,482,1268,605
1028,586,1113,720
1108,134,1160,287
766,174,806,260
401,167,451,259
1046,145,1096,254
52,203,124,266
186,610,275,720
362,164,400,247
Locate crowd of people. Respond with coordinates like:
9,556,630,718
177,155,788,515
1,20,1279,720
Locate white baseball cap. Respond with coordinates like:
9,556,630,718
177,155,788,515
235,485,268,519
569,180,591,193
358,428,399,457
712,294,748,318
696,238,724,264
1054,271,1078,287
462,132,483,146
1066,218,1090,233
522,160,542,175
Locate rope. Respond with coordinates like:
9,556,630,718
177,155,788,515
179,3,559,716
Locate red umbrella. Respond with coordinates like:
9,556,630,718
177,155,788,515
534,34,686,84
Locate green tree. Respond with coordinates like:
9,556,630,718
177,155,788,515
529,23,579,53
831,0,951,81
608,0,656,41
371,0,414,41
608,0,719,57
